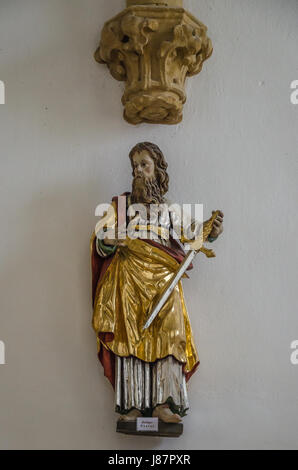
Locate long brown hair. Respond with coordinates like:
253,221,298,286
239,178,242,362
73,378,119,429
129,142,169,199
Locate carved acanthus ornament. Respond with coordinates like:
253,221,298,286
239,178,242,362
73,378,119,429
95,0,213,125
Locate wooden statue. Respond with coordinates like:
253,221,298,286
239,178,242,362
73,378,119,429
91,143,224,436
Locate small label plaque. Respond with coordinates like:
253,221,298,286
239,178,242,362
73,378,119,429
136,417,159,432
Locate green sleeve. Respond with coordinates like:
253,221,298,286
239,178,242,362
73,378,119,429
97,238,117,256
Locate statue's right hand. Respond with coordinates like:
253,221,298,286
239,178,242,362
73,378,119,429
104,225,127,247
103,237,117,246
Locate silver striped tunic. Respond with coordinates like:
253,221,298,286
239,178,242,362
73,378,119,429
115,356,189,416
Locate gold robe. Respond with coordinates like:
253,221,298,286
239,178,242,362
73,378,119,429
92,236,199,375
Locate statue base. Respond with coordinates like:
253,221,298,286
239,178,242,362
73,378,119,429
116,419,183,437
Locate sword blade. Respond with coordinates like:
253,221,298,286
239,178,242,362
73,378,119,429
143,250,197,331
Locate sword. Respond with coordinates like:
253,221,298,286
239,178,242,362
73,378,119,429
142,211,219,331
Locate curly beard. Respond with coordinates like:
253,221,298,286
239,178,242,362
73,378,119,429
131,176,163,204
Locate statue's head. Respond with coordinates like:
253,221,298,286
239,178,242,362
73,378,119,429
129,142,169,204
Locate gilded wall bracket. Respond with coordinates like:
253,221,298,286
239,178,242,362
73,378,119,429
95,0,213,125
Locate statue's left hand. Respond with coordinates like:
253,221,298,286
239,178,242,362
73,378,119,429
209,210,224,239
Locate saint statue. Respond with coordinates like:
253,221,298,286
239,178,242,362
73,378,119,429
91,142,224,433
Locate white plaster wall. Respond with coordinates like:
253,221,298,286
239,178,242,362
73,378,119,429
0,0,297,450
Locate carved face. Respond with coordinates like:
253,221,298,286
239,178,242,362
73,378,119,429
130,150,163,204
131,150,155,180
